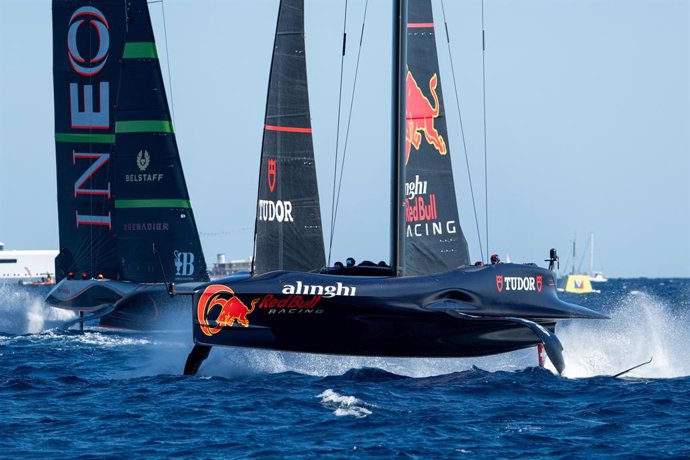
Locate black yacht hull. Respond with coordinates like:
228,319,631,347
190,264,604,358
46,280,189,330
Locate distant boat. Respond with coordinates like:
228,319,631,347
561,237,600,294
0,241,57,284
586,233,608,282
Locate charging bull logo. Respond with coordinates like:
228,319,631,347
405,70,447,165
196,284,258,336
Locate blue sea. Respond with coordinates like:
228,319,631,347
1,279,689,458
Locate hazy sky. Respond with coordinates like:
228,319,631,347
0,0,688,278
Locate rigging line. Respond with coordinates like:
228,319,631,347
481,0,489,262
328,0,349,266
159,0,176,123
330,0,369,256
440,0,484,263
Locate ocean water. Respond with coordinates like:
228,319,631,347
1,279,689,458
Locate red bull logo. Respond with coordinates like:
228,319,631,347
405,70,447,165
196,284,258,337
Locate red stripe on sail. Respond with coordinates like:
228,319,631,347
408,23,434,28
265,124,312,133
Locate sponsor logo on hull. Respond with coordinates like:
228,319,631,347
197,284,257,336
496,275,543,293
282,281,356,298
256,294,324,315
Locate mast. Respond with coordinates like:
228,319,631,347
572,238,576,275
589,232,594,274
391,0,405,275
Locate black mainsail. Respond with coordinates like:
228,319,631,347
112,0,207,283
252,0,326,275
396,0,470,276
52,1,126,281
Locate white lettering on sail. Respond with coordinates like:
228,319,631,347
282,281,356,298
405,175,427,199
258,200,294,223
406,220,457,237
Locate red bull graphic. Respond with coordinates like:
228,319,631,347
405,70,447,165
196,284,258,337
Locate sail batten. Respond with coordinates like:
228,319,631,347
252,0,326,275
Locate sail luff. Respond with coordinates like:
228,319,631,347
252,0,326,275
392,0,407,276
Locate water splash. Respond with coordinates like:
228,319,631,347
557,289,690,379
317,389,373,418
0,284,76,334
198,343,538,379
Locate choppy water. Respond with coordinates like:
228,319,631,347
1,279,689,458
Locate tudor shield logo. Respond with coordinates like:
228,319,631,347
268,158,277,193
537,275,543,293
496,275,503,292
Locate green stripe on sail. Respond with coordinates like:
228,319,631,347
115,199,191,209
123,42,158,59
115,120,173,133
55,133,115,144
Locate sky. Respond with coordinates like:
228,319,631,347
0,0,688,278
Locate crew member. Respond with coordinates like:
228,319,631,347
490,254,501,264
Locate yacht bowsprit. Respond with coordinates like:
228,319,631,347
182,0,607,376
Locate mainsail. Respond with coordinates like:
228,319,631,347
112,0,207,283
252,0,326,275
397,0,470,275
52,0,126,281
